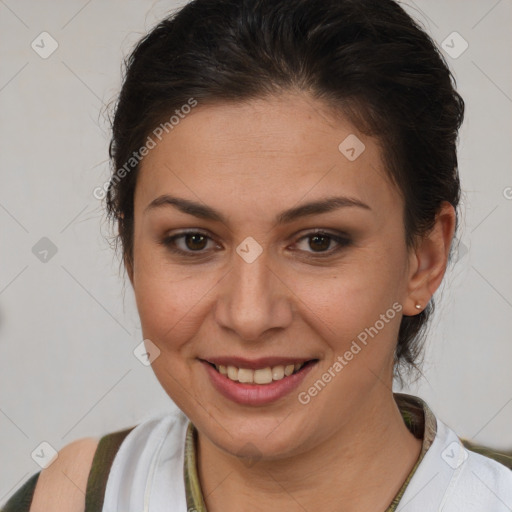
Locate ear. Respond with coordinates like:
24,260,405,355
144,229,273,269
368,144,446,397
403,201,456,316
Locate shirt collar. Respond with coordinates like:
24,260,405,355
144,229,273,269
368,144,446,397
183,392,437,512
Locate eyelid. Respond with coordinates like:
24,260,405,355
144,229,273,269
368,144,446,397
159,228,219,253
160,228,352,258
292,230,352,254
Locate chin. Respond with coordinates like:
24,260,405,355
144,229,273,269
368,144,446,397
198,411,317,461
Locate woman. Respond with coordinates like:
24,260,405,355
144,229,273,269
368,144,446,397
3,0,511,510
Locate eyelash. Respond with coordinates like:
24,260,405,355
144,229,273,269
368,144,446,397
159,229,352,259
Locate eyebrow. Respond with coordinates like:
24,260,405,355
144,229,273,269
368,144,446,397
144,194,371,225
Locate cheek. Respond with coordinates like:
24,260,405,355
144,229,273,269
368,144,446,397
132,241,222,353
299,279,400,343
134,273,206,344
288,248,406,354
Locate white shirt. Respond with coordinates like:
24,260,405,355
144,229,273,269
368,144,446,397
102,408,512,511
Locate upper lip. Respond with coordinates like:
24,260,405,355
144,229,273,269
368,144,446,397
201,356,317,369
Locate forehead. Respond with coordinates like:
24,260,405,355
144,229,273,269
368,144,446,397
134,93,400,222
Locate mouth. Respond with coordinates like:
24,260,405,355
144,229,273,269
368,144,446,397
205,360,316,385
200,357,318,385
199,356,319,405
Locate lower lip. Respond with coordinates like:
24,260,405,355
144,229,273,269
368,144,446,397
201,361,317,406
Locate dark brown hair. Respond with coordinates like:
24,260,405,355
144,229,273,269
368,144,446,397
105,0,465,381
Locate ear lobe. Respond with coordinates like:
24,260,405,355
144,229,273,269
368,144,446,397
403,202,456,315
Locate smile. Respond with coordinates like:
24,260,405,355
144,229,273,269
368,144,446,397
212,362,307,384
201,358,318,405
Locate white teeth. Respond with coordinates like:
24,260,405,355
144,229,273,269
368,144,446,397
271,365,285,380
227,366,238,380
254,367,273,384
215,362,307,384
237,368,254,383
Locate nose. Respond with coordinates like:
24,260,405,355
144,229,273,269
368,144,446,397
213,248,293,342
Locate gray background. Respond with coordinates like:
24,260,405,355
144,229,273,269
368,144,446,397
1,0,511,503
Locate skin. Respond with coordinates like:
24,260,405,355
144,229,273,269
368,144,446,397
126,92,455,512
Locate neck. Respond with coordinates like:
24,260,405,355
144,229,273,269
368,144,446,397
197,389,422,512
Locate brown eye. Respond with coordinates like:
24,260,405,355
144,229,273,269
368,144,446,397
160,230,218,256
308,233,332,252
294,231,352,256
183,233,208,251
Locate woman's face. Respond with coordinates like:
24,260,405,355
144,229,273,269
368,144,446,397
129,93,418,459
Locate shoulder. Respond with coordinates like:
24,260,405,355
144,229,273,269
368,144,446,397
29,436,99,512
453,448,512,507
461,437,512,470
15,413,187,512
107,413,188,480
399,413,512,512
102,412,190,510
435,419,512,510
